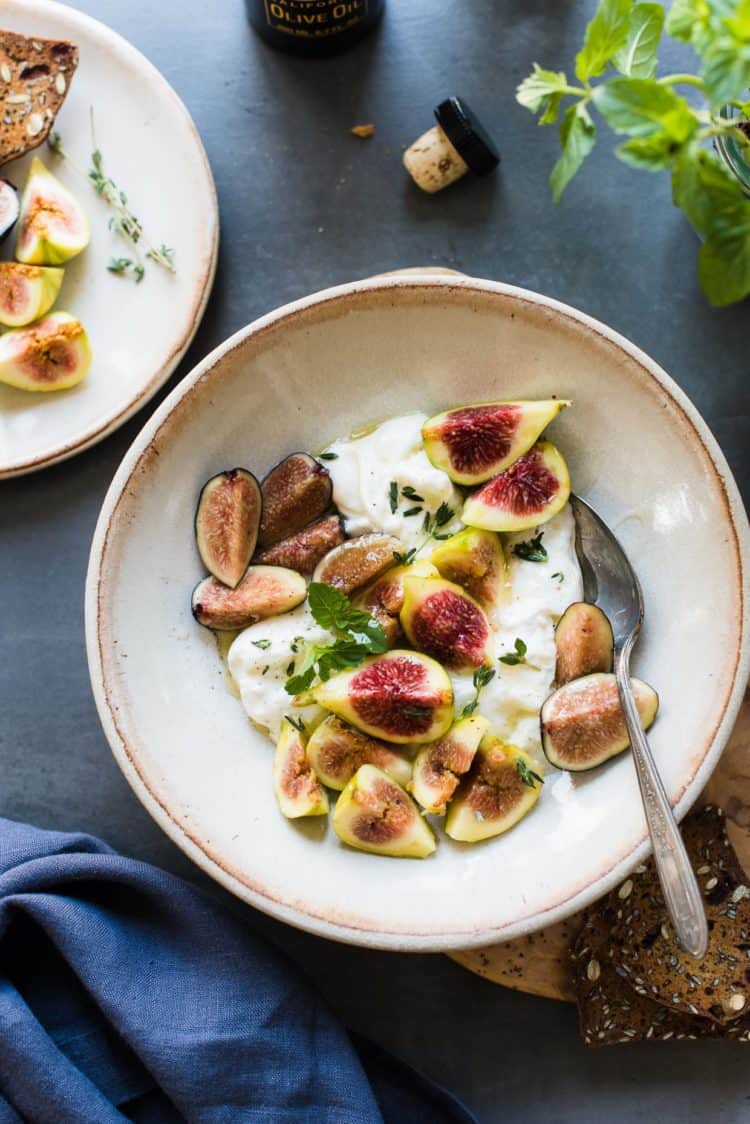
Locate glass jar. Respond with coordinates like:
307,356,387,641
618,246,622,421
715,105,750,196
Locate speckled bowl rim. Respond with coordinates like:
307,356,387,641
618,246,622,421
85,273,750,951
0,0,219,479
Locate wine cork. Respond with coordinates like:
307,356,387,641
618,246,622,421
403,96,500,195
403,124,469,194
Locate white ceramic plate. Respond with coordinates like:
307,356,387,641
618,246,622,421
0,0,218,478
86,275,750,951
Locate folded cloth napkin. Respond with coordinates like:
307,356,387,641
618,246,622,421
0,819,475,1124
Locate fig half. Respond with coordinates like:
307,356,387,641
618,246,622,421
0,311,91,392
445,735,543,842
253,514,345,575
306,714,412,790
0,179,20,244
430,528,505,610
195,469,261,588
313,533,401,594
0,263,64,328
354,558,438,647
273,718,329,818
333,764,436,858
314,649,454,745
541,673,659,772
400,576,492,670
555,602,613,686
410,714,488,815
462,441,571,534
422,399,569,485
192,565,306,630
258,453,332,547
16,157,90,265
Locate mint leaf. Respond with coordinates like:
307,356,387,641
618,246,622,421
512,532,547,562
516,63,570,125
593,78,696,140
285,666,316,695
702,38,750,105
613,2,664,77
307,582,351,630
616,130,682,169
665,0,708,45
699,231,750,305
550,103,597,202
575,0,633,82
672,146,741,236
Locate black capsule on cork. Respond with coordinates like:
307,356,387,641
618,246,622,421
433,97,500,176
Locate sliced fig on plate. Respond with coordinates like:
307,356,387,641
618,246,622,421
16,157,89,265
462,441,571,534
541,672,659,772
192,565,306,630
314,649,454,745
306,714,412,790
0,263,64,328
273,717,329,818
0,311,91,392
195,469,261,588
313,532,401,594
332,764,436,858
422,399,569,485
400,575,492,670
353,558,438,646
430,527,505,610
254,514,345,575
410,714,488,815
0,179,20,244
554,602,613,686
445,735,543,842
258,453,332,547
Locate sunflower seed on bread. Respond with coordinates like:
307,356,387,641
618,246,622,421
0,29,78,166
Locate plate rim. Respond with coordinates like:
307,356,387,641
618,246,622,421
85,272,750,951
0,0,219,479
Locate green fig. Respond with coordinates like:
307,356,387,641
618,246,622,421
333,764,435,858
430,528,505,610
400,575,492,670
273,718,329,818
445,735,543,842
0,311,91,392
462,441,571,534
16,157,89,265
353,558,438,646
410,714,488,814
0,262,64,327
306,714,412,790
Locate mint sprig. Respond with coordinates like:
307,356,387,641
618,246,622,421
284,583,387,695
517,0,750,305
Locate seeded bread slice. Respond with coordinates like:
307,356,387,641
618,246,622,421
0,29,78,167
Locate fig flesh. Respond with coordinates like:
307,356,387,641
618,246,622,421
258,453,332,547
422,399,569,485
430,528,505,610
400,576,492,670
306,714,412,790
16,157,89,265
192,565,306,630
445,735,543,842
555,602,613,686
273,718,329,818
0,179,20,243
253,514,345,575
0,263,64,328
313,532,401,594
314,649,454,745
541,672,659,772
462,441,571,534
195,469,261,589
354,559,438,647
333,764,436,858
410,714,488,815
0,311,91,392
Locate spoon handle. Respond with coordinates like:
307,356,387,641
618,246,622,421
614,642,708,959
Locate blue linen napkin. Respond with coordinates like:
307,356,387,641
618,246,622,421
0,819,475,1124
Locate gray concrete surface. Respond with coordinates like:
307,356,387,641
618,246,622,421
2,2,749,1120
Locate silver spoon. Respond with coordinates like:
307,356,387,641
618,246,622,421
569,494,708,959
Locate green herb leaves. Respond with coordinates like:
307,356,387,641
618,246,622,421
517,758,544,789
388,481,398,514
512,532,548,563
517,0,750,305
499,637,539,670
284,583,387,695
461,665,496,717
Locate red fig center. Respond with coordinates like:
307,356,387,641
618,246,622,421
349,656,440,737
439,404,521,476
482,449,559,516
411,589,489,668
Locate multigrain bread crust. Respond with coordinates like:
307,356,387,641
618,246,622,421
0,29,78,166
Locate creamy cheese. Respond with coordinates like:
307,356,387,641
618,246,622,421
325,412,463,550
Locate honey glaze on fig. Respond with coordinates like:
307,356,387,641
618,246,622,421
349,655,441,738
479,447,559,516
21,192,78,244
280,738,323,804
350,774,415,845
410,588,489,669
1,270,31,316
19,319,80,381
437,403,522,477
464,744,527,819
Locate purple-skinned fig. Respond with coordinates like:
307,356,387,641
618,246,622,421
554,602,613,686
253,514,345,575
0,179,20,244
462,441,571,534
400,575,492,670
258,453,332,547
541,673,658,772
332,764,436,858
422,399,569,485
313,532,400,594
192,565,306,630
195,469,261,589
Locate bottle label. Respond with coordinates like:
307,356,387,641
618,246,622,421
263,0,370,38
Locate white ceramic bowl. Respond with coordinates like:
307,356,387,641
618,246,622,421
86,274,750,950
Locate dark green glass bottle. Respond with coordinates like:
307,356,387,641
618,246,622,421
246,0,385,56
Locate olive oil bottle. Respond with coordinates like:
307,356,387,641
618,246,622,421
246,0,385,55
